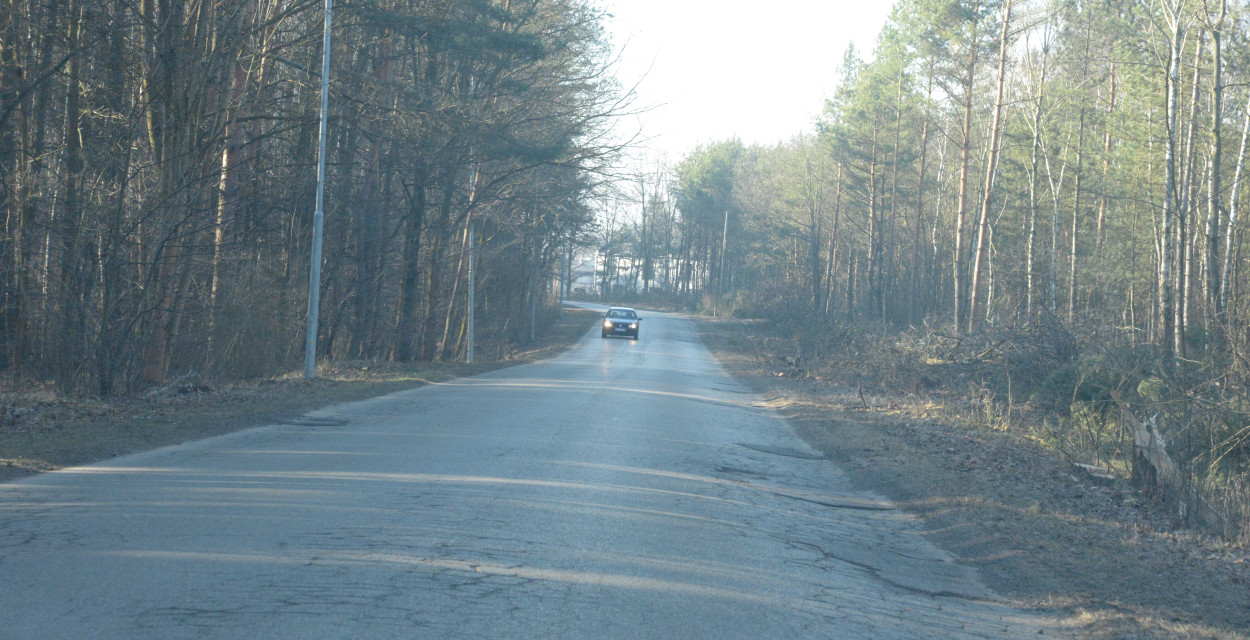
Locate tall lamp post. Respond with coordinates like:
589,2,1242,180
465,78,478,365
559,199,572,318
467,217,475,364
715,210,727,317
304,0,333,379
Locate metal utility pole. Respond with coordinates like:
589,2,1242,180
559,228,569,319
557,199,571,320
715,210,728,316
466,154,478,364
303,0,332,379
465,76,478,365
467,220,475,364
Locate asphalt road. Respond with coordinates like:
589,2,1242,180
0,306,1063,638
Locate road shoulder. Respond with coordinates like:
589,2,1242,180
698,317,1250,640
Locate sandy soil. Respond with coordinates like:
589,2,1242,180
698,318,1249,640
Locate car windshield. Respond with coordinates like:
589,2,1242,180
608,309,636,319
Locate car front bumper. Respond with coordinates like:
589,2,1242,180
602,322,638,337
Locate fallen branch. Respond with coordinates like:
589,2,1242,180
1109,390,1232,538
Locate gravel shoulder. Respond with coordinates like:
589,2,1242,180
699,318,1250,640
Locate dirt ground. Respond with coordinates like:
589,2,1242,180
697,318,1250,640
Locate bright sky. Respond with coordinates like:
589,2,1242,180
600,1,895,165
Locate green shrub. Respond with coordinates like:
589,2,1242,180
1057,401,1122,467
1136,377,1167,402
1031,351,1146,412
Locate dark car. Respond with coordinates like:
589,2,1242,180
601,307,641,339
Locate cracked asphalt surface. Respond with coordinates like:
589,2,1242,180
0,307,1066,638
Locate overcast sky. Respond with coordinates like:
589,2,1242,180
599,1,895,166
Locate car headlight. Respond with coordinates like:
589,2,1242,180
629,323,637,329
603,320,613,328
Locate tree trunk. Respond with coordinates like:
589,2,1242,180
0,0,20,372
847,244,857,319
968,0,1011,333
885,67,903,322
1068,107,1086,324
953,0,981,333
1159,0,1185,365
1094,62,1117,314
209,0,256,366
1220,91,1250,307
420,179,456,361
1096,64,1117,257
824,163,843,317
804,147,824,314
867,128,880,318
1026,60,1046,318
394,167,428,362
911,59,933,324
1204,2,1225,321
1177,31,1204,354
56,0,88,389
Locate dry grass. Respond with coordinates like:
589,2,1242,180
699,317,1250,640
